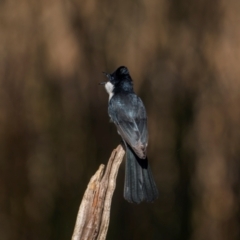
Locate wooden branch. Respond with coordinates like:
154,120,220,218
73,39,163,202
71,144,125,240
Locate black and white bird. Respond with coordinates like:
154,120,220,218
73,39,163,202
100,66,158,204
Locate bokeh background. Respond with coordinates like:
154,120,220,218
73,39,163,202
1,0,240,239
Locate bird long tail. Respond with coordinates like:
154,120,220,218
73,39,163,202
123,144,159,203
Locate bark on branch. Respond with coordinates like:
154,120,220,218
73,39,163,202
71,144,125,240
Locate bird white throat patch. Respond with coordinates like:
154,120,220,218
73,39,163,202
105,81,114,100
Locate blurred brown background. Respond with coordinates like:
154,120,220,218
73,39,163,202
1,0,240,239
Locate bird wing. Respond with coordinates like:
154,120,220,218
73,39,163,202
108,93,148,159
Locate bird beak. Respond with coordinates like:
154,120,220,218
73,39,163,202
99,82,106,85
102,72,111,79
99,71,111,85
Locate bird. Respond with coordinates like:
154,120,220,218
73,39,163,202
100,66,159,204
